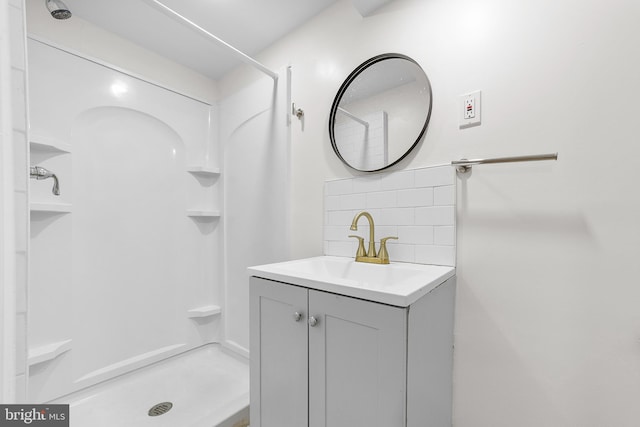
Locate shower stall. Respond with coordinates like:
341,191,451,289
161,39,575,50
17,24,290,426
1,0,292,423
28,38,225,400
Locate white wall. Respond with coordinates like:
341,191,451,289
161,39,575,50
219,0,640,425
219,70,290,354
24,0,218,103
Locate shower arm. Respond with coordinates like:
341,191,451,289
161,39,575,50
30,166,60,196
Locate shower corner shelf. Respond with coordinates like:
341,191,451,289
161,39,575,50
187,166,221,176
30,202,72,213
187,209,221,218
28,339,72,366
187,304,222,318
30,134,72,153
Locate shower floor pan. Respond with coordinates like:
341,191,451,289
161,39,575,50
50,343,249,427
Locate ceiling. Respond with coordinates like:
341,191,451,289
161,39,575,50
60,0,354,80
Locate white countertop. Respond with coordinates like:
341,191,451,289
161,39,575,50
248,256,455,307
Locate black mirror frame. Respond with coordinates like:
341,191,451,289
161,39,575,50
328,53,433,173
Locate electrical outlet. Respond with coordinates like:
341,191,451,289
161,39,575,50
459,90,481,128
464,97,475,119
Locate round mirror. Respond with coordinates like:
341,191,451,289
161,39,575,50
329,53,432,172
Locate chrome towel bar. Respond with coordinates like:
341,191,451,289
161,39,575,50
452,153,558,173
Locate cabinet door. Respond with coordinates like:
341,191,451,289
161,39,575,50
250,277,308,427
308,290,407,427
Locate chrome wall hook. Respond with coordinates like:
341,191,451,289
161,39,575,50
291,102,305,131
292,103,304,120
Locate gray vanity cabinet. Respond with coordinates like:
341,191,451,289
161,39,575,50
249,275,456,427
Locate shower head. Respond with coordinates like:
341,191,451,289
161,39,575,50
46,0,72,20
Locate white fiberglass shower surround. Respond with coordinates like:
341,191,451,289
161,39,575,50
21,35,286,425
28,37,223,397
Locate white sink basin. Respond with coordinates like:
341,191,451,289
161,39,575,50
248,256,455,307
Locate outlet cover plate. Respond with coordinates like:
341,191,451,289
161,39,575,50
459,90,481,129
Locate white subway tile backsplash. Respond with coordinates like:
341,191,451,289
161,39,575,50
325,225,349,241
353,175,382,193
327,210,357,226
434,185,455,206
415,206,455,226
398,226,434,245
375,225,398,239
434,226,456,246
415,166,455,187
386,243,416,263
352,224,371,237
324,211,349,225
378,207,415,226
415,245,456,266
340,193,366,210
381,170,415,190
397,187,434,207
325,195,341,211
328,240,357,258
324,165,455,266
325,179,353,196
366,191,397,209
334,224,399,244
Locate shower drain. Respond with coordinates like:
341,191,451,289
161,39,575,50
148,402,173,417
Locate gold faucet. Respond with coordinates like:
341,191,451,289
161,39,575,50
348,211,398,264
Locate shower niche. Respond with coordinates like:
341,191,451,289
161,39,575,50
27,39,223,401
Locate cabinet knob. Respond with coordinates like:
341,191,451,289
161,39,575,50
293,312,303,322
309,316,319,327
